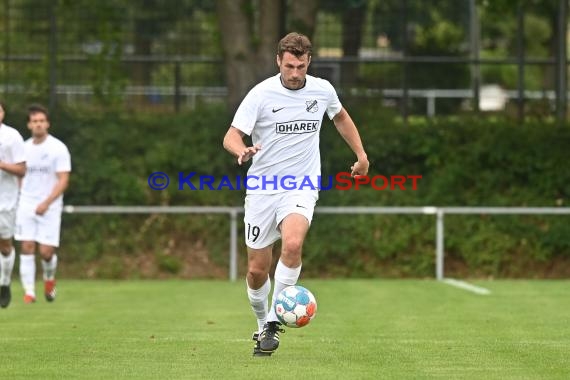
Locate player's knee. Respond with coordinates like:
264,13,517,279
20,241,36,254
282,238,303,257
38,247,55,261
39,252,53,261
0,239,12,254
247,266,268,283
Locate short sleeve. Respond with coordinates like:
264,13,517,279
325,81,343,120
10,132,26,164
55,144,71,173
231,87,261,136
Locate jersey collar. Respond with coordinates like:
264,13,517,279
279,75,307,91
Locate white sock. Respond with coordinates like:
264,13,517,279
267,260,302,322
19,254,36,297
247,276,271,333
42,254,58,281
0,247,16,286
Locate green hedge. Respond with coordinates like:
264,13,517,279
312,111,569,278
7,105,568,278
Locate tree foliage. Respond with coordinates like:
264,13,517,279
3,0,567,112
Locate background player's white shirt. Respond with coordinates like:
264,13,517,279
20,135,71,210
232,74,342,194
0,123,26,211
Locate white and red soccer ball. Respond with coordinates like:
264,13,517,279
274,285,317,328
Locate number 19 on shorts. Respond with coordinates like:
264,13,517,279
246,223,260,243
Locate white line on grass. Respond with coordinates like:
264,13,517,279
442,278,491,295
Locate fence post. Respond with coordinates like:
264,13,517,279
517,4,525,124
401,0,409,125
436,209,444,280
174,59,181,113
556,0,568,124
427,91,435,117
3,0,10,89
469,0,480,113
48,0,58,111
229,209,238,281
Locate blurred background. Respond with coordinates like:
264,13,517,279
2,0,570,119
0,0,568,280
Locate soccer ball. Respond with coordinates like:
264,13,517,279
274,285,317,328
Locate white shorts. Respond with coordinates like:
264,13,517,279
243,190,318,249
15,204,62,247
0,209,16,240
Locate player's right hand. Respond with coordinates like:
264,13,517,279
35,201,50,216
238,144,261,165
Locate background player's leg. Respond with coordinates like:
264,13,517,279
0,238,16,308
19,241,36,303
0,210,17,307
35,208,62,302
0,246,16,286
39,245,57,302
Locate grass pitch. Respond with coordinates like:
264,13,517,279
1,279,568,379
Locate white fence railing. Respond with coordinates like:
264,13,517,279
1,84,559,115
63,206,570,281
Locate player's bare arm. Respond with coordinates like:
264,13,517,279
0,161,26,177
332,107,369,177
223,126,261,165
36,171,70,215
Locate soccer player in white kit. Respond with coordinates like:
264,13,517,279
15,104,71,303
223,33,369,356
0,102,27,308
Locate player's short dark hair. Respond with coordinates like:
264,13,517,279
277,32,312,59
27,103,49,122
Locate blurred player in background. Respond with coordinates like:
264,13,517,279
223,32,369,356
0,101,27,308
16,104,71,303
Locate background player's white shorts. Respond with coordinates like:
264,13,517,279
15,204,62,247
0,209,16,239
244,190,318,249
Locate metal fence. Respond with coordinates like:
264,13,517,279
2,82,561,117
62,205,570,281
1,0,569,122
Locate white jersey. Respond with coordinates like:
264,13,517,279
0,123,26,211
20,135,71,210
232,74,342,194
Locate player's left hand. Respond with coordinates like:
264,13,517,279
351,158,369,177
35,201,49,216
238,144,261,165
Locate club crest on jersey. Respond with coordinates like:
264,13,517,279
306,100,318,113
